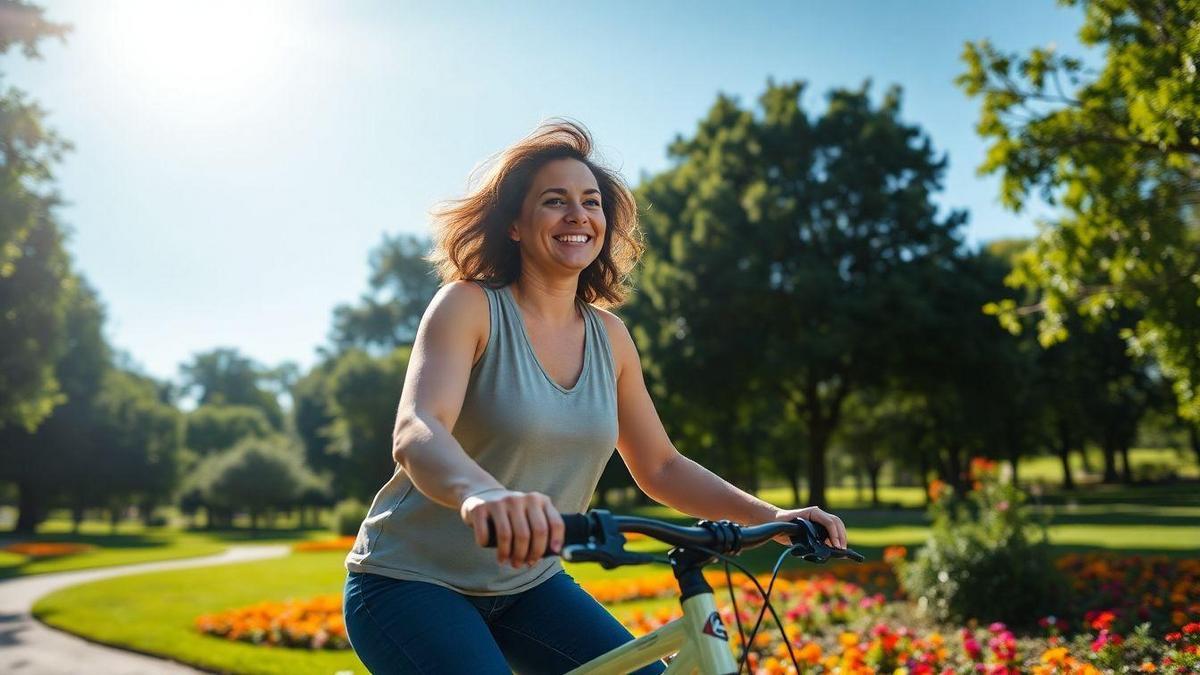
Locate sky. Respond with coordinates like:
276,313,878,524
3,0,1098,383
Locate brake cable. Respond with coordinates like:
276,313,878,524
683,543,804,674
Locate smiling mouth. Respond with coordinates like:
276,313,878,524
553,234,593,245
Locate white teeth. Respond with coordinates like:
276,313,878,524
554,234,590,243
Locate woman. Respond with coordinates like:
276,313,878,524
342,119,849,674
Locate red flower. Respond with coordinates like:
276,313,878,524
1090,611,1117,631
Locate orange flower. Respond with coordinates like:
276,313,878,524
927,479,948,503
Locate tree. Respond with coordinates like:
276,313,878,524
628,80,966,506
329,233,440,353
958,0,1200,421
201,436,315,534
179,347,284,428
91,368,185,528
0,1,72,432
322,347,411,501
0,276,107,532
185,403,273,455
894,247,1048,491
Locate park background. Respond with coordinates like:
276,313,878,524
1,0,1198,673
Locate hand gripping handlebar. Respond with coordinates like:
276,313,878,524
483,509,864,567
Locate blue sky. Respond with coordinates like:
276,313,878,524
5,0,1096,381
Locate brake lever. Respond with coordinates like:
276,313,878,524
560,544,659,569
787,518,866,563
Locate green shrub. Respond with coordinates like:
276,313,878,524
333,498,367,537
894,458,1065,629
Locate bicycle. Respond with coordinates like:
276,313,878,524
487,509,864,674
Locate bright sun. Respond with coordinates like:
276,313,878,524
99,0,291,114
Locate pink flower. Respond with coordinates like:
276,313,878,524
964,637,982,660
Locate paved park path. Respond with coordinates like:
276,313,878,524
0,545,290,674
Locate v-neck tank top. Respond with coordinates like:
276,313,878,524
344,282,619,595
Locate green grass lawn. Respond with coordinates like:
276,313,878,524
0,521,328,579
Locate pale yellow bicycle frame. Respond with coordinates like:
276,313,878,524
566,590,739,675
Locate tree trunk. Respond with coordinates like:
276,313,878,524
1080,444,1095,474
1057,427,1075,491
109,506,120,534
919,452,930,507
788,472,802,509
1190,425,1200,467
140,499,156,526
1119,445,1133,484
71,501,85,535
15,480,42,535
1101,441,1120,483
806,424,830,508
944,443,965,492
867,463,881,508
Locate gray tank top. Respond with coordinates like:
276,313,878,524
344,282,618,595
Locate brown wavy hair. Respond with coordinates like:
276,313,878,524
427,118,642,308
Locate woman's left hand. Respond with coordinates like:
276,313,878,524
771,506,848,549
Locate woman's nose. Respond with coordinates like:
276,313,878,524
566,202,588,224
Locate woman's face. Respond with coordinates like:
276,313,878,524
509,158,606,277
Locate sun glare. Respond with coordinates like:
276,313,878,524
99,0,292,115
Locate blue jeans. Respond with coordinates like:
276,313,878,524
343,569,668,674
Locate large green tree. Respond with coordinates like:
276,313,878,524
0,277,106,532
179,347,284,428
0,1,72,431
293,347,411,502
958,0,1200,421
184,403,273,455
628,80,967,506
329,233,440,353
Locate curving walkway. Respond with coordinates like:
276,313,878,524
0,544,290,674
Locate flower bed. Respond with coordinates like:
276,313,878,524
291,536,356,553
2,542,96,558
194,595,348,649
1056,553,1200,634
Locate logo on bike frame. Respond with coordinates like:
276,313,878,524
702,611,728,641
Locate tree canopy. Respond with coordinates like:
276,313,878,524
627,79,967,506
0,0,73,431
958,0,1200,421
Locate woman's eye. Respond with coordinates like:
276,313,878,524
544,198,565,206
585,199,601,207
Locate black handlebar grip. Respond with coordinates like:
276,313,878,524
484,512,590,555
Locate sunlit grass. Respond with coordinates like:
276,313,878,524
34,552,363,675
0,520,329,579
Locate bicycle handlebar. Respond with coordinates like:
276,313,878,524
483,509,864,565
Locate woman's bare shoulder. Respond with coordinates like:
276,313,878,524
590,306,637,376
421,280,490,349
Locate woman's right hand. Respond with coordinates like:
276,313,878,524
459,488,565,569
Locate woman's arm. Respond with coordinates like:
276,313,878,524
393,281,564,567
598,310,848,548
